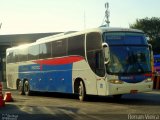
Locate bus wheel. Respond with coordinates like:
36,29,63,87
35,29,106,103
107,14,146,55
78,81,86,101
16,79,20,90
18,80,24,95
24,80,31,96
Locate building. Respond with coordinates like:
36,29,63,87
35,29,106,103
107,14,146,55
0,32,60,83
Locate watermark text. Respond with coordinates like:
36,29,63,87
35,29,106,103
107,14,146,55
128,114,160,120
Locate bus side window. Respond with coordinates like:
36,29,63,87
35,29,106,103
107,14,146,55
39,42,52,59
6,51,13,63
28,45,39,60
14,50,19,62
86,32,105,77
19,47,28,62
95,50,105,76
68,35,85,57
52,39,67,57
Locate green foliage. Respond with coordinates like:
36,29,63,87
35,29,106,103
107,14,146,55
130,17,160,54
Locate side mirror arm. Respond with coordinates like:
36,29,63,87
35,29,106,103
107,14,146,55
102,42,110,64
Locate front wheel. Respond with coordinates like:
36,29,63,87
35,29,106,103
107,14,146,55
78,81,86,101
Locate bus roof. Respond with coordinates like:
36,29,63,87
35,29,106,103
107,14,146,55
102,27,143,33
6,27,144,51
36,27,144,43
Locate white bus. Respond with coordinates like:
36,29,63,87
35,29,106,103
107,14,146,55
6,27,153,101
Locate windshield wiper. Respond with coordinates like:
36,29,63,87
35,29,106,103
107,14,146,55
136,62,144,73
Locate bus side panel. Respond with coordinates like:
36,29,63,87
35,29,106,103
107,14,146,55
19,62,73,93
72,60,98,95
43,64,73,93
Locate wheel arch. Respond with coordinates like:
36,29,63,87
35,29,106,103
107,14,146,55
16,79,21,90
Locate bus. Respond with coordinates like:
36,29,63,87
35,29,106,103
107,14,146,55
6,27,153,101
154,55,160,75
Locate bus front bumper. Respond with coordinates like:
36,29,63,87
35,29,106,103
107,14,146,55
107,81,153,95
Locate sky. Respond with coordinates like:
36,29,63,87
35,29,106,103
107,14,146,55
0,0,160,35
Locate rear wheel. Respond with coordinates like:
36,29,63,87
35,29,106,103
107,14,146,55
24,80,31,96
18,80,24,95
16,79,20,90
78,81,86,101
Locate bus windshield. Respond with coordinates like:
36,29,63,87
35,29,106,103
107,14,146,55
104,32,148,45
104,32,151,75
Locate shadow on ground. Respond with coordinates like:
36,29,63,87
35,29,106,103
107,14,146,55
0,104,79,120
28,91,160,106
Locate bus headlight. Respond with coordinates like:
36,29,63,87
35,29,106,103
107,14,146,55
109,80,124,84
145,78,152,82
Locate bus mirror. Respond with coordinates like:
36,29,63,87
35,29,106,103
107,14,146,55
148,44,152,51
148,44,154,73
102,43,110,64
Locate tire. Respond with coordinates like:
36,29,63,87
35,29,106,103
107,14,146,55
78,81,86,101
24,80,31,96
16,79,20,90
18,80,24,95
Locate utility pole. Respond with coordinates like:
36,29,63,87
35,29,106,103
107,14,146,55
105,2,110,27
84,10,86,29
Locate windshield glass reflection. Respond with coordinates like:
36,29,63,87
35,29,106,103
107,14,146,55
106,46,151,74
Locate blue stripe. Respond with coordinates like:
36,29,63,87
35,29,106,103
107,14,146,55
119,75,148,83
19,64,73,93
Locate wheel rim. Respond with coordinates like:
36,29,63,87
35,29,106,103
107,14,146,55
24,81,29,94
79,81,84,101
18,81,22,92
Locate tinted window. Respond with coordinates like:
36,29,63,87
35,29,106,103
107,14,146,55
13,50,19,62
86,32,105,77
87,50,105,77
6,50,13,63
7,49,19,63
68,35,85,57
28,45,39,60
52,39,67,57
19,47,28,62
39,42,52,59
86,32,102,51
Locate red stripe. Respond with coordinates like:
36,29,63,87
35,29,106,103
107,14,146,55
154,66,160,69
144,73,152,77
33,56,84,65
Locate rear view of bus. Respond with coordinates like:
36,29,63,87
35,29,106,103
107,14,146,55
103,28,153,97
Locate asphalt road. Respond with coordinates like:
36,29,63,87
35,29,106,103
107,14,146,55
0,89,160,120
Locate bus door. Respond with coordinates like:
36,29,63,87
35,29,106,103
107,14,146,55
86,32,107,95
95,50,107,95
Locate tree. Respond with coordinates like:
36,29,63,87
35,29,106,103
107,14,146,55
130,17,160,54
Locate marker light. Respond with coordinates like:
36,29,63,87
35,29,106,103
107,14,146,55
109,80,123,84
145,78,152,82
